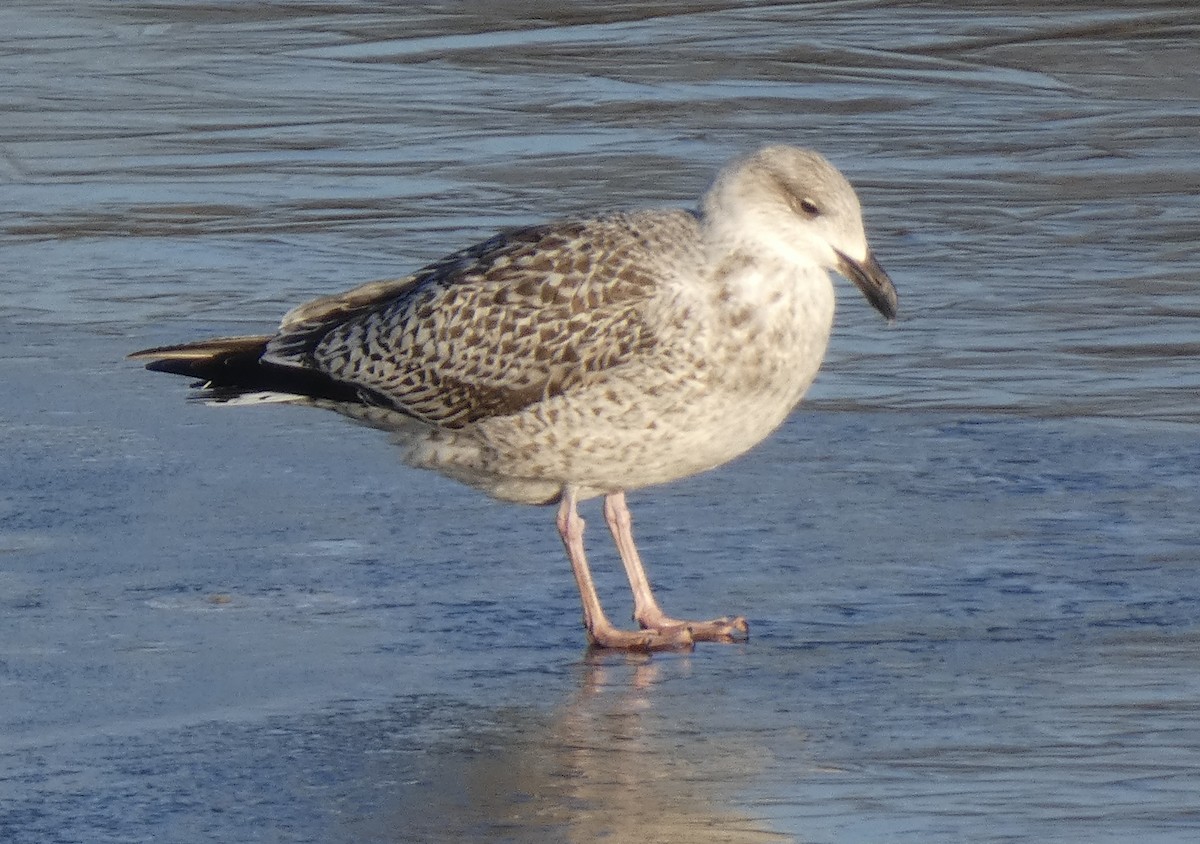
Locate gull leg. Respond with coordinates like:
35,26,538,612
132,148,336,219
557,486,692,651
603,491,749,643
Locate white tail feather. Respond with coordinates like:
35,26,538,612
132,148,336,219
206,391,304,407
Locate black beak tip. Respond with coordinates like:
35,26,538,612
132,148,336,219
876,286,899,323
837,250,898,322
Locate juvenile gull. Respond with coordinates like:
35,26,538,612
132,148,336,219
131,145,897,651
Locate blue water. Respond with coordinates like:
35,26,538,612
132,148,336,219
2,3,1199,842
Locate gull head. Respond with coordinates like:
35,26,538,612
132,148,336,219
702,145,898,320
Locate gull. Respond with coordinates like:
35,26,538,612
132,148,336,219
131,145,897,651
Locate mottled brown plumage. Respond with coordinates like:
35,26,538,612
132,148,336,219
132,145,897,651
264,213,696,428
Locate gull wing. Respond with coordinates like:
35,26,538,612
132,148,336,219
264,211,699,428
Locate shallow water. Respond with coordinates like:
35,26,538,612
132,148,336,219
2,2,1199,842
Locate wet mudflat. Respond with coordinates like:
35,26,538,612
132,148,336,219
2,3,1199,842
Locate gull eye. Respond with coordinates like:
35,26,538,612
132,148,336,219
797,197,821,217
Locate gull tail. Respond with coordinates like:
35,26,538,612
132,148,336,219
128,335,361,405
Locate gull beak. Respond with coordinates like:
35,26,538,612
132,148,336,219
836,250,898,321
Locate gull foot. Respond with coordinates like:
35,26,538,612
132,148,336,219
639,614,750,644
586,622,695,652
682,615,750,643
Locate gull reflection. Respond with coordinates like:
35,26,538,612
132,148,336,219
343,656,788,842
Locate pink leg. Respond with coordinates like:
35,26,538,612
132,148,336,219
556,486,693,651
603,491,749,643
